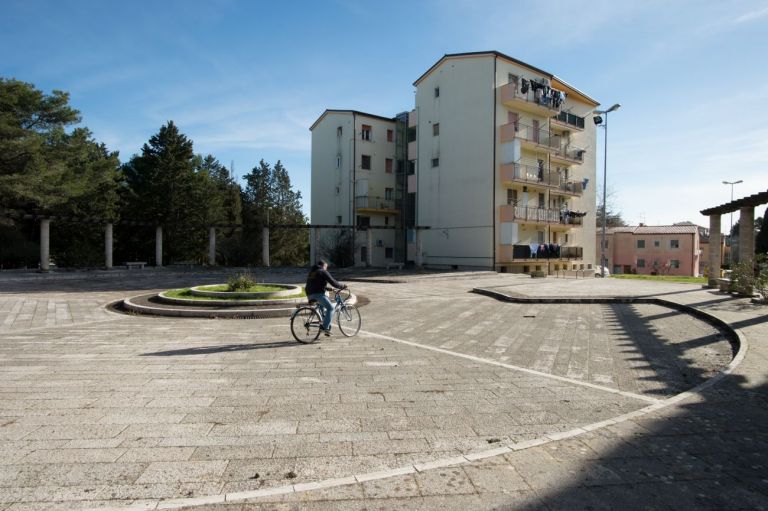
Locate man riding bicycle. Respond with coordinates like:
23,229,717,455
305,260,346,336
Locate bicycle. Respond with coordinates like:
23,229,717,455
290,288,362,343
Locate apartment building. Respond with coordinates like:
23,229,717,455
309,110,405,267
598,224,701,276
310,51,599,272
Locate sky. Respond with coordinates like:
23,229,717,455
2,0,767,227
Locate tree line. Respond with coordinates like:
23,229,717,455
0,78,308,268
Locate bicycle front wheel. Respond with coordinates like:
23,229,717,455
337,304,361,337
291,307,323,343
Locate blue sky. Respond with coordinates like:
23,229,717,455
2,0,767,226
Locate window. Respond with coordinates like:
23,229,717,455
361,155,371,170
385,188,393,200
637,258,646,268
637,239,645,249
384,216,389,226
385,158,393,174
337,126,342,136
670,259,680,268
385,247,394,259
537,230,545,243
361,124,371,141
565,234,569,243
538,193,545,208
387,129,393,142
434,87,440,97
336,216,342,224
336,155,341,168
587,264,593,269
654,240,660,247
356,215,370,227
507,189,517,205
670,239,679,249
433,123,440,136
335,186,340,195
431,158,439,167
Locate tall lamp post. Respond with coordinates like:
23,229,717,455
722,180,742,266
594,103,621,277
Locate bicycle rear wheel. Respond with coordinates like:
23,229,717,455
291,307,323,343
337,304,361,337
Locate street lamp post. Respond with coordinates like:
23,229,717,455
594,103,621,278
722,180,742,266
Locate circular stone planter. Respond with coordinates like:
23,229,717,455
157,290,306,307
120,292,359,319
190,283,301,299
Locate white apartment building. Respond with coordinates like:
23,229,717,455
310,51,599,273
309,110,403,267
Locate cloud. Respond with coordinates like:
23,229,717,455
734,5,768,23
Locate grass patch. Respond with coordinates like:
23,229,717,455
197,284,291,293
165,288,306,301
611,274,707,284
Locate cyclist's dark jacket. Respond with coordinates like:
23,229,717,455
305,265,344,296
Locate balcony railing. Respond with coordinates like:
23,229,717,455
500,83,562,114
551,144,586,164
552,111,585,130
500,122,559,150
500,205,585,226
355,196,399,212
500,163,584,196
501,244,583,261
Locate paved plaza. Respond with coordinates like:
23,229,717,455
0,270,766,510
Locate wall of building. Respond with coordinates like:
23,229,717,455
493,57,598,273
604,232,699,276
415,55,496,269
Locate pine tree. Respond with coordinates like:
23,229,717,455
119,121,210,264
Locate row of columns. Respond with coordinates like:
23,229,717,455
38,222,255,270
38,221,425,270
706,206,756,287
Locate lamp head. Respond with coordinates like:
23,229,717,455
606,103,621,113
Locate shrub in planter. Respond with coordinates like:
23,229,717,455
227,272,257,292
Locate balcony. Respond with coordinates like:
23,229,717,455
499,204,585,226
498,244,583,262
499,122,561,153
499,163,584,196
355,195,400,214
500,82,561,116
551,144,586,165
550,111,585,132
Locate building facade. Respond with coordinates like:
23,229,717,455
310,51,599,272
598,225,702,276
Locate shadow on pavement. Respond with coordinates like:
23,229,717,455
140,340,300,356
527,375,768,510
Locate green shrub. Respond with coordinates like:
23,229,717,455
227,272,257,292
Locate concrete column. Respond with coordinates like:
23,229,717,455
262,227,270,267
707,215,721,288
155,226,163,267
105,223,113,269
415,229,424,268
309,227,318,264
208,227,216,266
366,228,374,267
739,206,755,265
39,219,50,271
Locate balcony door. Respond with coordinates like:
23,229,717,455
507,111,518,132
532,119,540,143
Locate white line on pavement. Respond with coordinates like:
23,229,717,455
359,329,662,404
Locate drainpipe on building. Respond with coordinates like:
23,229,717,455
492,57,498,271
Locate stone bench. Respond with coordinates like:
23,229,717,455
386,263,404,271
126,262,147,270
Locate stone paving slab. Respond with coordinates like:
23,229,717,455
0,271,762,510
